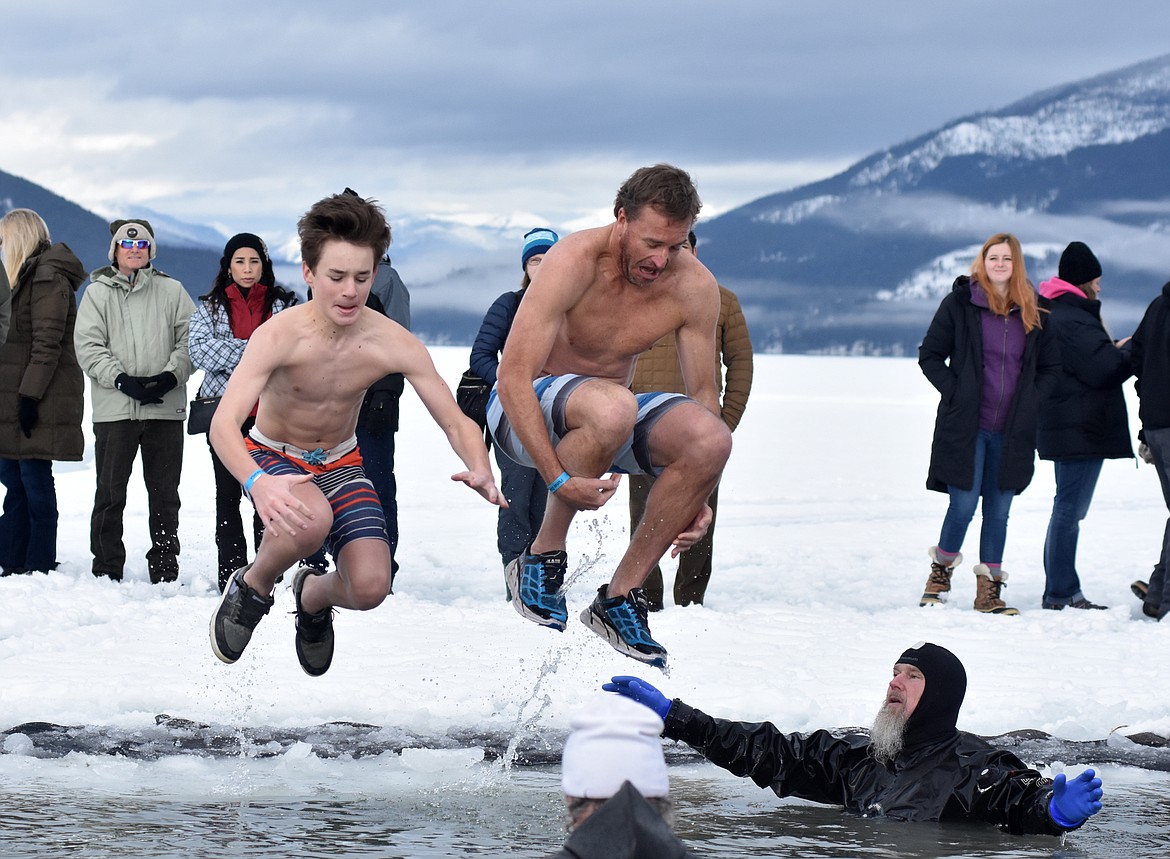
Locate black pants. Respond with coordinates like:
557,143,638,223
208,418,263,590
91,420,183,583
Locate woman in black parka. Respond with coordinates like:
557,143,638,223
1036,242,1132,611
918,233,1059,614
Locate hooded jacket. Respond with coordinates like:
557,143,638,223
74,264,195,422
0,243,87,459
919,276,1059,493
548,782,696,859
1036,277,1132,460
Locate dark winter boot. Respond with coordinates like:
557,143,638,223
973,565,1019,615
920,548,962,606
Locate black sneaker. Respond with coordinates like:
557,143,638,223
1042,598,1108,610
210,566,273,664
580,585,668,669
1131,580,1149,600
292,566,334,677
504,547,568,630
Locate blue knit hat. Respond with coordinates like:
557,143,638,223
522,227,558,270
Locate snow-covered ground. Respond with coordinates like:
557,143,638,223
2,349,1166,760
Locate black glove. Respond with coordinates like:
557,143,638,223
18,396,39,438
142,371,178,395
115,373,164,405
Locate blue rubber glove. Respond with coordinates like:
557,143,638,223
1048,769,1103,828
602,675,671,721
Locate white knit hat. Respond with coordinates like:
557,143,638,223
561,693,669,799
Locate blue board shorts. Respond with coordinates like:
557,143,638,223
246,428,389,556
486,374,691,477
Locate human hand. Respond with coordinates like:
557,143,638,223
671,503,713,557
451,469,508,507
250,472,316,537
1049,769,1103,828
602,675,672,721
18,396,39,438
142,371,178,395
114,373,164,404
551,473,622,512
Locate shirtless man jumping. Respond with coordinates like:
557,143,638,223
209,191,503,676
491,164,732,668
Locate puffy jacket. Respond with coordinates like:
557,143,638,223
631,285,753,431
919,277,1059,493
1129,280,1170,431
548,782,696,858
74,264,195,422
470,289,523,386
0,262,10,346
1036,279,1133,460
0,243,87,460
663,701,1069,836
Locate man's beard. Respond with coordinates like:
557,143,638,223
869,703,909,764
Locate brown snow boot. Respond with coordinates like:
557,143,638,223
920,548,962,606
973,565,1019,615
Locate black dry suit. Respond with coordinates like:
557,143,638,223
661,643,1072,836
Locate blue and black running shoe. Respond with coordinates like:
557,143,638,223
505,547,568,631
580,584,668,669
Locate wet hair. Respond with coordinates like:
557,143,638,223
564,794,674,832
971,232,1040,332
200,233,295,322
613,164,702,225
297,190,392,272
0,208,50,286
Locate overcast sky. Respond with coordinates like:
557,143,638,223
2,0,1166,248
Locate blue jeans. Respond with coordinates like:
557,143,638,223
0,458,59,573
937,429,1015,564
1042,459,1103,605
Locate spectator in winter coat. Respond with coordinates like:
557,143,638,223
354,253,411,590
1123,274,1170,621
1036,242,1133,611
189,233,299,591
549,692,695,858
918,233,1060,614
470,227,557,572
605,641,1104,837
75,218,196,583
628,230,752,609
0,209,86,576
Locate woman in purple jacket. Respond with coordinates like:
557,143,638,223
918,233,1059,614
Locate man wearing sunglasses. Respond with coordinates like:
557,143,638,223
75,219,195,584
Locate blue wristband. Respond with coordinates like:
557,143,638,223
547,471,571,493
243,468,265,499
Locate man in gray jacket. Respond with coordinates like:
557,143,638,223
75,219,195,583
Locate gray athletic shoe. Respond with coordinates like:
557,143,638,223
292,566,335,677
210,565,274,664
580,585,668,669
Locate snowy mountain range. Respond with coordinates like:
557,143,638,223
3,53,1169,352
697,53,1170,353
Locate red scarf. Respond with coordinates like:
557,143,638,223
225,282,270,339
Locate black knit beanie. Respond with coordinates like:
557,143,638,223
220,232,275,287
897,642,966,749
1058,241,1102,287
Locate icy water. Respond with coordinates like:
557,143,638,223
1,754,1165,858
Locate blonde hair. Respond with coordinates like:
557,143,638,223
970,232,1040,332
0,208,50,288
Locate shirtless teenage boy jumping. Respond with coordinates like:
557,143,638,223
209,191,503,676
490,164,733,668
